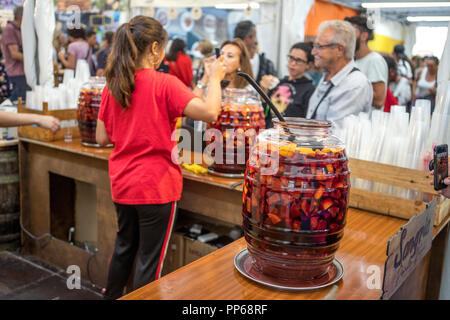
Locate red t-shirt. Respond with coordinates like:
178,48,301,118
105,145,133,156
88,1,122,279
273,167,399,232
384,87,398,113
98,69,196,204
0,21,24,76
167,52,193,88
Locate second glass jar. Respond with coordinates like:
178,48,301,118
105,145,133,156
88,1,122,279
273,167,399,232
207,88,265,175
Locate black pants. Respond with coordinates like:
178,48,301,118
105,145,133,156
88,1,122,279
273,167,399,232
104,202,177,300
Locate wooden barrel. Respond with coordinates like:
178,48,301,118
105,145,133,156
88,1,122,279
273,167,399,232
0,144,20,245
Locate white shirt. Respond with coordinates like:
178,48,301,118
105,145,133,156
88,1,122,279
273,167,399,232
250,53,260,79
397,58,413,79
356,51,388,85
389,77,411,106
415,67,436,98
306,60,373,128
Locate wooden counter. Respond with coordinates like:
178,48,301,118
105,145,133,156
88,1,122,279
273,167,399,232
121,209,449,300
18,137,244,226
18,137,449,298
19,138,116,287
17,138,245,288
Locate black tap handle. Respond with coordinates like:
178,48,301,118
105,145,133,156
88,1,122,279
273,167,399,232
220,80,231,89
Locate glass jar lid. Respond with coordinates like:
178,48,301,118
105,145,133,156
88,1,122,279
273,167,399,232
262,117,345,150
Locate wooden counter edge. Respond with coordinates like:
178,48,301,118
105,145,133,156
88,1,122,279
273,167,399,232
19,137,112,161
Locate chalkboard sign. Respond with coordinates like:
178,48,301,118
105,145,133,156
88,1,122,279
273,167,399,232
89,15,112,27
381,198,437,300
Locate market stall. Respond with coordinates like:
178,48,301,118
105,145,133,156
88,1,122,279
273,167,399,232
0,0,447,302
17,135,450,298
121,212,450,300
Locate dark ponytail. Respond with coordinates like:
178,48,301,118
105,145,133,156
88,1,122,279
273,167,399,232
105,16,167,109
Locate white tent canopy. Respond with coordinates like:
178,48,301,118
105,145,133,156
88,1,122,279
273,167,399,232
131,0,312,77
131,0,277,8
129,0,431,78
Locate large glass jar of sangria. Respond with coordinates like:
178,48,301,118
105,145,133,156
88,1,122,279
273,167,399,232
77,76,106,147
242,118,350,280
207,88,265,176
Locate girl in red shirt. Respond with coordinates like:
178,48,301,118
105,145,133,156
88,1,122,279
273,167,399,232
96,16,225,299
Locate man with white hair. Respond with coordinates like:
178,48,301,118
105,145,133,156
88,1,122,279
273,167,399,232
306,20,372,127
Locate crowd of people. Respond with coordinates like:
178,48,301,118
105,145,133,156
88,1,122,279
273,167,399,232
92,15,449,300
0,7,447,300
156,16,439,131
0,6,59,133
0,7,437,123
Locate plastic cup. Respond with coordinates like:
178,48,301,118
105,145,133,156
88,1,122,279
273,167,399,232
64,126,72,143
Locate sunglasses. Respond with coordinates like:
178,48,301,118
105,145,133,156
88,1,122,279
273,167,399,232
287,55,307,65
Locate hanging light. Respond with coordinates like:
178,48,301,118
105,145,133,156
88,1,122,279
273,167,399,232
362,2,450,9
215,2,261,10
407,16,450,22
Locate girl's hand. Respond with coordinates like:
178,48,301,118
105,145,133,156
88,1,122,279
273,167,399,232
202,55,216,80
209,56,226,82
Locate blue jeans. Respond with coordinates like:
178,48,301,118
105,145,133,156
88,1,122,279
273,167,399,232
10,75,30,103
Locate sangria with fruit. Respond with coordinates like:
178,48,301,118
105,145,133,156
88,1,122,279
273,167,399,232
242,118,350,280
208,88,265,174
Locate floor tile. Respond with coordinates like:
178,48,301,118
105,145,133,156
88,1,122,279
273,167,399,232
1,275,102,300
0,250,103,300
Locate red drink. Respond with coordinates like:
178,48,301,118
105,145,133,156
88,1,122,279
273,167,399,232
77,77,106,147
242,118,350,280
208,88,265,174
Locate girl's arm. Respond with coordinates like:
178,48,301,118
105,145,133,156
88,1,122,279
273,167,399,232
183,57,226,122
96,119,112,146
192,56,214,97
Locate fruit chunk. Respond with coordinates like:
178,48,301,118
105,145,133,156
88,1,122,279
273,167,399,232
314,186,324,200
296,147,316,157
279,143,296,158
326,164,334,173
320,198,333,211
332,182,344,188
292,220,301,230
310,216,319,230
301,199,310,215
329,206,339,218
290,201,301,218
268,213,281,224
